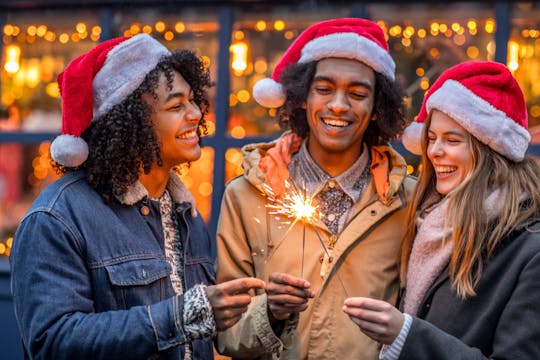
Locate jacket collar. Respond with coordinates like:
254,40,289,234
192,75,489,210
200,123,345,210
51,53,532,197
116,169,198,217
241,132,408,204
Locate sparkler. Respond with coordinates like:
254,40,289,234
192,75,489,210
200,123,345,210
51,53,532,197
262,180,349,297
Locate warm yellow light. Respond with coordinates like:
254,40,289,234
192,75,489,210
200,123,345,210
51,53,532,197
201,55,211,68
407,165,414,174
420,78,430,90
389,25,402,37
0,244,5,255
130,24,141,35
92,26,102,35
71,33,80,42
26,59,41,88
6,237,13,248
4,24,14,36
175,22,186,33
4,44,21,73
268,108,277,117
439,23,448,33
27,25,37,36
417,28,427,38
230,41,248,73
76,22,87,33
274,20,285,31
198,182,213,197
486,41,495,56
466,46,479,59
507,41,519,71
416,67,425,76
164,31,174,41
254,58,267,74
229,93,238,107
155,21,166,33
59,33,69,44
429,48,440,58
225,148,242,164
37,25,47,37
451,23,461,32
45,82,60,98
453,34,466,46
45,31,56,42
233,30,244,41
142,25,152,34
467,20,477,30
403,26,415,39
237,89,250,103
181,175,193,188
284,30,294,40
230,125,246,139
485,19,495,34
530,105,540,118
255,20,266,31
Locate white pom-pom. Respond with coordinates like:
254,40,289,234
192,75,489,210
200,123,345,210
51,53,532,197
252,78,286,108
401,122,424,155
50,134,89,167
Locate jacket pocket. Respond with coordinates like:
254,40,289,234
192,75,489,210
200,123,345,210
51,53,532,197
184,259,216,288
104,257,172,308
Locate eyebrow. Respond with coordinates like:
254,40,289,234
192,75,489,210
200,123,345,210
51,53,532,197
165,91,187,102
312,75,373,91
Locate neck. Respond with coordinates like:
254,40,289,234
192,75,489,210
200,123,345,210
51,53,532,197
307,142,364,177
139,166,170,199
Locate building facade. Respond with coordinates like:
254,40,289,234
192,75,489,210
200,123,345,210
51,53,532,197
1,1,539,357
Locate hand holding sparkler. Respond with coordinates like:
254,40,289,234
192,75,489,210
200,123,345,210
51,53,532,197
266,272,315,321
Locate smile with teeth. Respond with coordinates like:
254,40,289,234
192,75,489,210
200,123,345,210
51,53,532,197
322,118,350,127
434,165,457,174
177,130,198,139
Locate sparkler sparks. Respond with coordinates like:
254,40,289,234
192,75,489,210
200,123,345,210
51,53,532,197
264,180,320,226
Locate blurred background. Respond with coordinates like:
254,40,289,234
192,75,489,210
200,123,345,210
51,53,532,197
1,0,540,357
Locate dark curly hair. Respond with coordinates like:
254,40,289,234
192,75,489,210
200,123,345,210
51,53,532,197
277,60,406,147
53,49,212,203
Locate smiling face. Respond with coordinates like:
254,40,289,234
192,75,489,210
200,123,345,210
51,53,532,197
145,71,202,169
305,58,375,170
427,110,473,195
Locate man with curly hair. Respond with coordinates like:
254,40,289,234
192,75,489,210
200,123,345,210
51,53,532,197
10,34,264,359
216,18,415,359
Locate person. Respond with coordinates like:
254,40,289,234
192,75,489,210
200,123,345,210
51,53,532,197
215,18,414,359
342,61,540,359
9,34,265,359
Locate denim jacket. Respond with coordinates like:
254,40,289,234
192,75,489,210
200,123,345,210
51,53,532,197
10,171,216,359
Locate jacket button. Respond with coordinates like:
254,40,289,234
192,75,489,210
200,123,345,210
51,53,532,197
140,205,150,216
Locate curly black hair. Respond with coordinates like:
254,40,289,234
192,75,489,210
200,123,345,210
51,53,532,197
53,49,212,203
277,60,406,147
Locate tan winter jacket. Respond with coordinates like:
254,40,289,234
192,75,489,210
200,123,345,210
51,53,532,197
215,137,415,360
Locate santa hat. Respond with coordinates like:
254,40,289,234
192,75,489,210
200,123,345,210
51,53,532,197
402,61,530,162
252,18,395,108
51,34,170,167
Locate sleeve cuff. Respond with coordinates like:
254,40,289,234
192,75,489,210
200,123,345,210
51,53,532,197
183,284,217,340
379,313,412,360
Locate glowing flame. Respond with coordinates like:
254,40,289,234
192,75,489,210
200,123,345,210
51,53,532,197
264,180,320,225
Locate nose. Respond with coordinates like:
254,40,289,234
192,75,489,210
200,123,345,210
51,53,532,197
327,90,350,113
186,101,202,123
427,138,444,158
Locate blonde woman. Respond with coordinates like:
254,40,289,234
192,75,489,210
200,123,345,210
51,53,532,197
342,61,540,359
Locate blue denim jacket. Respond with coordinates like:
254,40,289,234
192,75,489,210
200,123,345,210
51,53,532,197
10,171,216,359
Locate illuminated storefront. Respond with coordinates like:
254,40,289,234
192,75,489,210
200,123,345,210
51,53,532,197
1,1,539,356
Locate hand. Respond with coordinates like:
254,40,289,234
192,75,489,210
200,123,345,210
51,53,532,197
205,277,266,331
266,272,315,321
342,297,404,345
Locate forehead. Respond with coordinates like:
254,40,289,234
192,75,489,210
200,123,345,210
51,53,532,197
314,58,375,84
428,110,468,134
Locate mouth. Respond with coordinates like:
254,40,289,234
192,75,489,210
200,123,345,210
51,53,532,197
321,117,351,128
434,165,457,175
176,129,198,140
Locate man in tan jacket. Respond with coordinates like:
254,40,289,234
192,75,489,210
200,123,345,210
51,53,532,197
216,18,415,359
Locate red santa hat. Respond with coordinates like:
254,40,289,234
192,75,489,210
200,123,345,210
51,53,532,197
252,17,395,108
51,34,170,167
402,61,530,162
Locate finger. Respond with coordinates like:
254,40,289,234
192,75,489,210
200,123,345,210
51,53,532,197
269,272,310,289
220,277,266,295
343,297,388,311
266,282,313,298
267,293,310,305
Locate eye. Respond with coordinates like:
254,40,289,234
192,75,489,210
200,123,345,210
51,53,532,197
427,135,436,143
350,91,367,100
314,86,332,95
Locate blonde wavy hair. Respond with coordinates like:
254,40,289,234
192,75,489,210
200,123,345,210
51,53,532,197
401,114,540,299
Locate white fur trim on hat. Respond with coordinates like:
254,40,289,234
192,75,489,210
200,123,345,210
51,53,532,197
93,34,170,118
50,134,89,167
252,78,286,108
401,121,424,155
427,80,531,162
299,32,395,81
